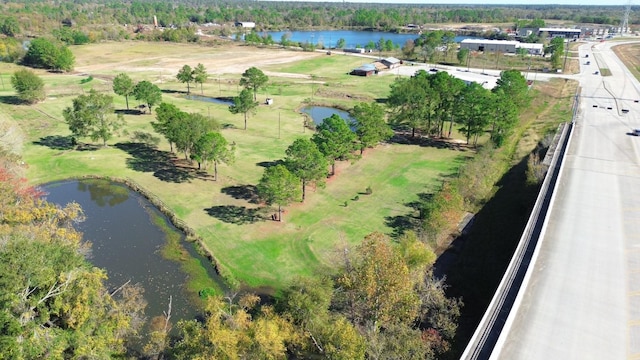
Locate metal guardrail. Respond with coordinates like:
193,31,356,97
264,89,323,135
460,96,578,359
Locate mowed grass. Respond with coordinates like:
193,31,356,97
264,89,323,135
4,41,468,290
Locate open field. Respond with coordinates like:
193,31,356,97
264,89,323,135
613,42,640,81
1,41,469,290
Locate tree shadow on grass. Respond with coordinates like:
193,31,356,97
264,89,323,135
256,160,283,168
388,132,467,151
0,95,22,105
33,135,76,150
204,205,267,224
115,109,145,115
221,185,260,204
115,142,193,183
385,193,433,238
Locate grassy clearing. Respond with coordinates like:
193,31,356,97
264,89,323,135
4,41,468,291
613,43,640,81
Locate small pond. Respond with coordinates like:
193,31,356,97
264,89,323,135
300,106,354,128
43,179,226,330
187,94,234,105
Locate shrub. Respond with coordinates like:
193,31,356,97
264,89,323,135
10,69,45,104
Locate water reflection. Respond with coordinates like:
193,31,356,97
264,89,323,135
186,94,234,105
77,179,129,207
300,106,355,130
43,179,224,332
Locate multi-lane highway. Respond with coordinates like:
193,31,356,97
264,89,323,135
492,41,640,359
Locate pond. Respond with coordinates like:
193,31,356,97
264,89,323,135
187,94,234,105
43,179,226,331
300,106,354,128
263,30,477,48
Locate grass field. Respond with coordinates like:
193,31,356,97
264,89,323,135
2,41,470,290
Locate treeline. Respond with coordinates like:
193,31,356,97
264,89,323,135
0,0,632,38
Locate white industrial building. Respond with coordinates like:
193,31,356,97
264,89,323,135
235,22,256,28
460,39,519,53
460,39,544,55
537,27,581,39
516,43,544,55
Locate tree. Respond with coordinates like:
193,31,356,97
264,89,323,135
1,16,20,37
336,38,346,49
134,80,162,114
428,71,466,138
62,89,125,146
170,295,298,359
457,47,469,65
351,102,393,154
173,112,217,161
417,271,462,355
153,102,183,152
191,131,235,180
239,66,269,101
256,164,301,222
176,64,194,95
547,37,564,69
311,114,357,176
52,46,74,72
284,138,328,202
402,39,416,59
10,69,45,104
335,232,420,331
489,88,519,147
228,88,258,130
387,71,437,137
112,73,135,110
193,63,208,95
456,82,493,146
22,38,74,71
494,69,530,109
280,33,291,47
280,277,366,359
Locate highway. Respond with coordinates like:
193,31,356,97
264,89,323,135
492,41,640,359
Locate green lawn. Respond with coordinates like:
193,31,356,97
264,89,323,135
3,41,469,291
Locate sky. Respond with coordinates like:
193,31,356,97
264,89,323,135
260,0,632,6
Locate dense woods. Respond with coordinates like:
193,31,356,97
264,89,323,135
0,0,634,41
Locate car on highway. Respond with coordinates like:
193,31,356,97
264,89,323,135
631,129,640,136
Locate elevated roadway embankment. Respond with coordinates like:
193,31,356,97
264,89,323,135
464,40,640,359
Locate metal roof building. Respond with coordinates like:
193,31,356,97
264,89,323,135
538,27,581,39
350,63,377,77
516,43,544,55
460,39,519,54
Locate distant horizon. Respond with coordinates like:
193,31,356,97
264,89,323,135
259,0,632,6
